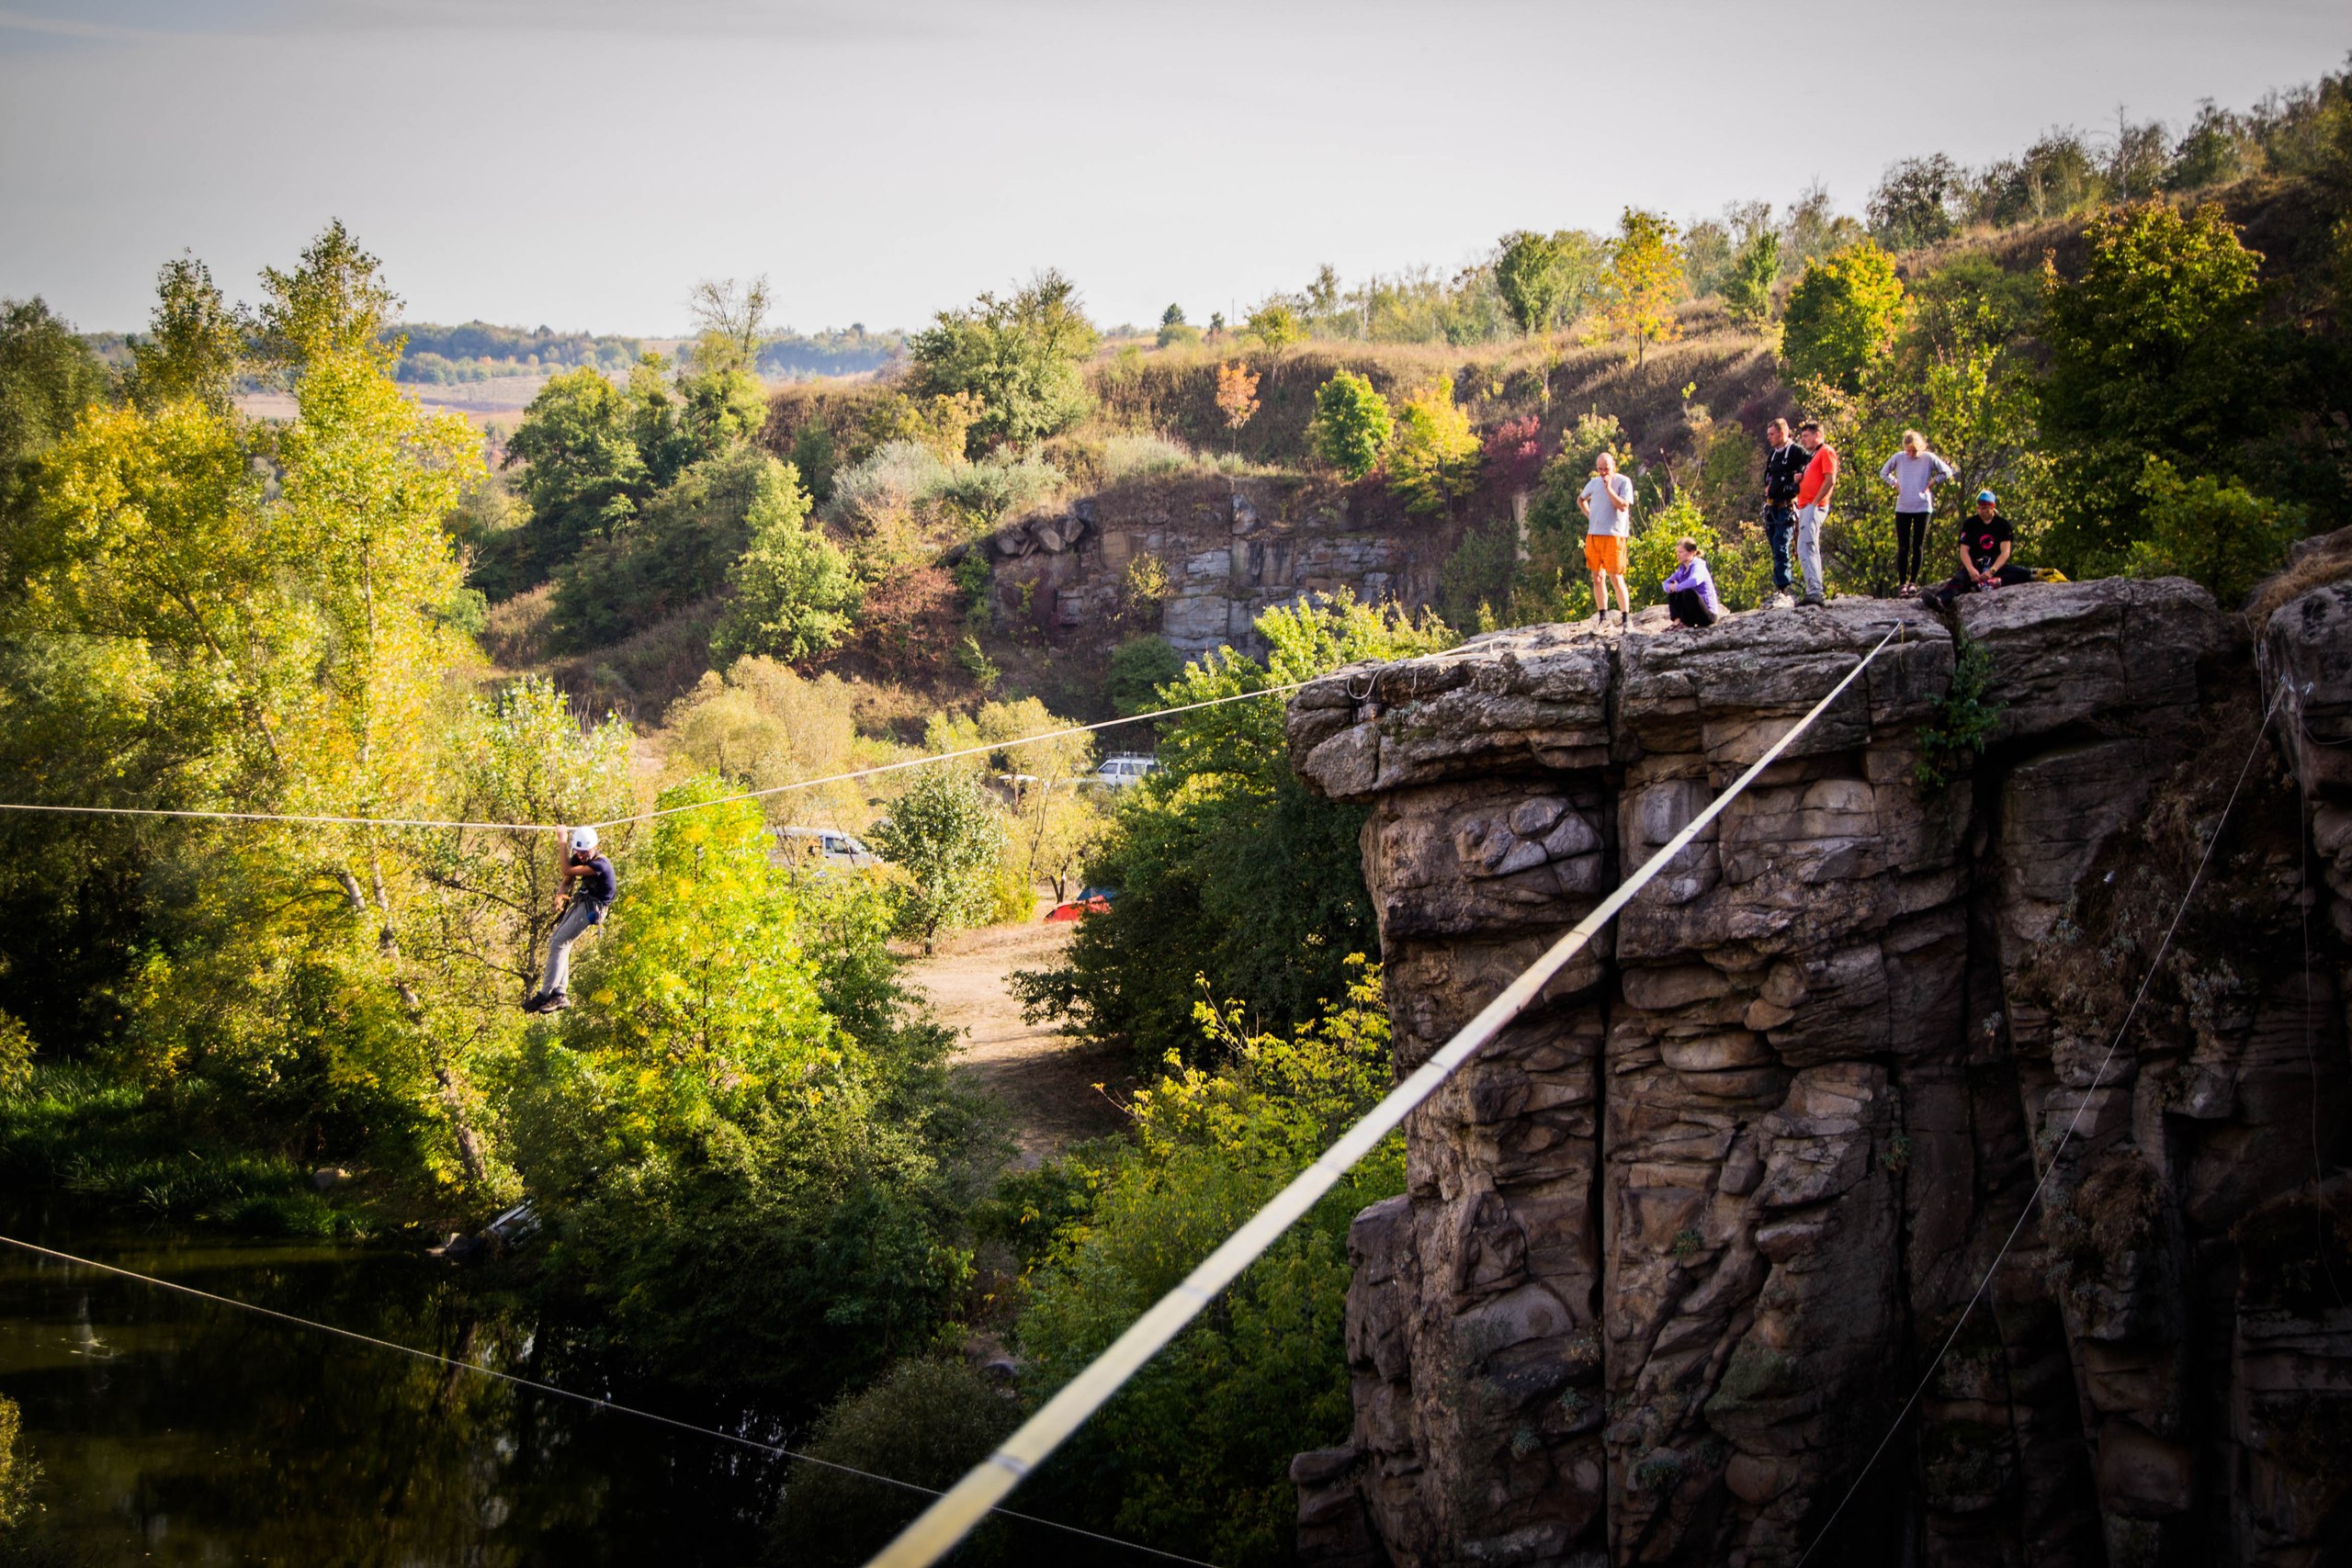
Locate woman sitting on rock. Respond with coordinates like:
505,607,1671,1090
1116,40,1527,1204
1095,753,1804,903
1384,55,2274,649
1662,536,1724,629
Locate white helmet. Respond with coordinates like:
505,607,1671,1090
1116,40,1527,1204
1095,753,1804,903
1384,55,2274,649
568,826,600,854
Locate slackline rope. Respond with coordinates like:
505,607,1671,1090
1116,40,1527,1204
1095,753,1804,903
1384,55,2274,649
1792,675,2288,1565
0,1233,1217,1568
865,624,1906,1568
0,678,1315,837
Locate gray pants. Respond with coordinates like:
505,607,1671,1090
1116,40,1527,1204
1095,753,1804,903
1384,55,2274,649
538,900,600,998
1795,504,1827,599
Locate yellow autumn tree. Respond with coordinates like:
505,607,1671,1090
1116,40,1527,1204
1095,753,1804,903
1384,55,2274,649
1600,207,1685,363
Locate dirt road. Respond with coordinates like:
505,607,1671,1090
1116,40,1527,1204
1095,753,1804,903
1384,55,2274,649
901,916,1132,1167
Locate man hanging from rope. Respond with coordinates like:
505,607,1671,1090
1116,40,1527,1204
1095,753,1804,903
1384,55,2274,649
525,826,617,1013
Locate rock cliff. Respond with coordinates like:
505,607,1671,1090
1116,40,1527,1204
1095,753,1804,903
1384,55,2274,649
1283,578,2352,1567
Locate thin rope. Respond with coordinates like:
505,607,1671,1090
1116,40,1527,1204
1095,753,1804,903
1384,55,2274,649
0,678,1314,838
1792,679,2286,1566
581,676,1315,829
0,1233,1217,1568
865,624,1905,1568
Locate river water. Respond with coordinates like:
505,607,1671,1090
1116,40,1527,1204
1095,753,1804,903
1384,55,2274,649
0,1221,780,1565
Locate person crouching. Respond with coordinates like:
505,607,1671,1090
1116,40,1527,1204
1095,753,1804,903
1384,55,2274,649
1662,536,1724,629
525,826,617,1013
1919,491,2030,612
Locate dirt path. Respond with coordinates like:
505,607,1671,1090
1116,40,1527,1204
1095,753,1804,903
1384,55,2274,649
901,914,1133,1167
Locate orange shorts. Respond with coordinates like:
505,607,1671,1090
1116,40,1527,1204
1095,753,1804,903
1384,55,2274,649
1584,534,1628,575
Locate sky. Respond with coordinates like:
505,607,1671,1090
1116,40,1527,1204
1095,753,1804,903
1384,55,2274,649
3,0,2347,337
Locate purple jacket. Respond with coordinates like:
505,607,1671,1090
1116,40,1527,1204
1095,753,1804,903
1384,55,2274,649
1662,557,1724,616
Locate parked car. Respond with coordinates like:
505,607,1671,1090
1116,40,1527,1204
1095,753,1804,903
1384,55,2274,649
1092,753,1159,789
774,825,879,873
1044,886,1115,922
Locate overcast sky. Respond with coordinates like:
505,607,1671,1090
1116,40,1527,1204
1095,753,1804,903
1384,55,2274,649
3,0,2347,336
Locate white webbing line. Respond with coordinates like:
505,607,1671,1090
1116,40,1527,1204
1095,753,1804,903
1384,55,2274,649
0,678,1313,837
866,623,1904,1568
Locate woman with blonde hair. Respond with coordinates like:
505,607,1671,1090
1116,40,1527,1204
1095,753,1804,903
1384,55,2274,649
1879,429,1957,596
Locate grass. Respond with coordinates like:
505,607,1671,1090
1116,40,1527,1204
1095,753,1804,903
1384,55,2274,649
0,1065,371,1239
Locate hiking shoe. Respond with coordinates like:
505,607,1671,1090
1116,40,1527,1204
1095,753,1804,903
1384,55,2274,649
541,990,571,1012
521,990,548,1013
1799,592,1826,608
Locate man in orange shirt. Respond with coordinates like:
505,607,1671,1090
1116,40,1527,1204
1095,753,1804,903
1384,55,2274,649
1792,418,1838,608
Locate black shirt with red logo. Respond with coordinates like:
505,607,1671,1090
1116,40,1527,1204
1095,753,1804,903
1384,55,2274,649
1963,512,2014,572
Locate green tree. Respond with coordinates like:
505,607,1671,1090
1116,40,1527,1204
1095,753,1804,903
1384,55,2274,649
1781,241,1905,394
2038,201,2271,570
0,297,109,544
1386,379,1479,514
2125,457,2302,605
1310,370,1393,479
1720,229,1781,328
909,270,1098,454
123,255,245,412
869,768,1006,943
1244,301,1304,350
549,444,775,649
1013,593,1453,1066
1496,230,1572,335
713,458,859,664
498,367,653,589
1600,208,1684,362
1867,154,1963,251
1009,960,1406,1565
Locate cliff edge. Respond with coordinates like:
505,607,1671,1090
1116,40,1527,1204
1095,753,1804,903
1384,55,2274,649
1283,578,2352,1567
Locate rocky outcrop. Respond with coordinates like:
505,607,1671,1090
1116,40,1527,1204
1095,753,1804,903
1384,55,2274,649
981,476,1448,655
1285,579,2352,1567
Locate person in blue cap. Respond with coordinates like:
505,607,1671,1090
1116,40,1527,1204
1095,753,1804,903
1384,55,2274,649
1919,491,2031,611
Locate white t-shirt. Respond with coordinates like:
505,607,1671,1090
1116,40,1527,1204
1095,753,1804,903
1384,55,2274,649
1581,474,1634,536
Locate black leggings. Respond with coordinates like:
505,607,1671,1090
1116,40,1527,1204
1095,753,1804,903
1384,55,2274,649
1895,512,1930,583
1667,588,1716,627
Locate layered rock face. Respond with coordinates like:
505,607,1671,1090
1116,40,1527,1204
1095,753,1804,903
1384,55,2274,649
1284,579,2352,1567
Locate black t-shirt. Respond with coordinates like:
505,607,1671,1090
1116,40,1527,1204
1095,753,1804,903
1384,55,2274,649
1763,442,1809,505
1963,512,2013,572
575,854,617,909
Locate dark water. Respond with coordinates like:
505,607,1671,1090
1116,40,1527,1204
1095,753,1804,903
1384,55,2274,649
0,1222,782,1566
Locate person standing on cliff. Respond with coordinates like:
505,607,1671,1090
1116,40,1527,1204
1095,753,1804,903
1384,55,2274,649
1760,418,1807,608
1792,419,1839,608
1578,449,1635,629
1919,490,2031,611
1878,429,1957,597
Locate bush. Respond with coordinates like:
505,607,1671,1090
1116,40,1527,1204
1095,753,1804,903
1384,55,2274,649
1009,961,1405,1566
763,1360,1021,1568
868,768,1009,943
551,446,780,650
1781,242,1905,394
1244,302,1304,350
909,271,1099,454
1014,594,1453,1066
934,453,1066,527
1106,635,1183,716
1310,371,1393,480
1437,518,1519,631
2126,457,2303,606
1386,380,1480,515
712,461,859,664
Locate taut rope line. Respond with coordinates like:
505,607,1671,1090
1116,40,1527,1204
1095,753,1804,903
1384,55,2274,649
0,1233,1219,1567
865,624,1905,1568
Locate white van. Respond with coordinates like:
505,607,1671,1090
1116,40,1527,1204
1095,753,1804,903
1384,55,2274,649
1093,753,1159,789
774,825,879,873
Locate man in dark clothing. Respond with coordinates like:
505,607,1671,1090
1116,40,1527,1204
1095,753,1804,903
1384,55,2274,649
1760,417,1806,602
524,825,618,1012
1919,491,2031,611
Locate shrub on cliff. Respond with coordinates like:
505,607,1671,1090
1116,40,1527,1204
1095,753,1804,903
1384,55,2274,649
1309,370,1393,479
909,270,1099,455
1386,379,1480,514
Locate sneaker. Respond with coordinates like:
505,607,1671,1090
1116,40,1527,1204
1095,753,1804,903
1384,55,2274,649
1798,592,1826,608
541,990,571,1012
1770,592,1794,610
521,990,548,1013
